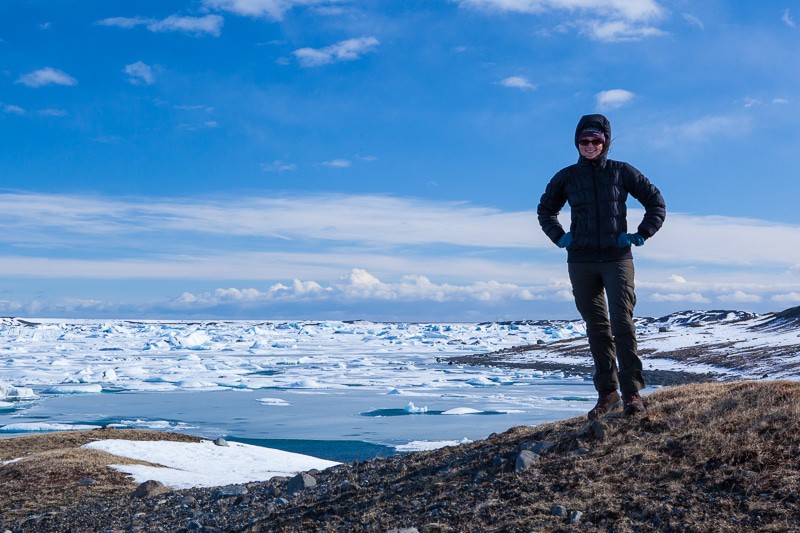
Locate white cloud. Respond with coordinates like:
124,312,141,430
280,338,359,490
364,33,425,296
458,0,664,21
150,15,224,36
743,97,762,108
499,76,536,91
0,192,799,317
2,193,800,269
124,62,156,86
596,89,635,110
583,20,666,41
293,37,379,67
718,290,762,303
651,292,711,303
459,0,666,41
178,120,219,131
772,292,800,303
203,0,341,20
16,67,78,88
261,160,298,173
96,16,151,29
322,159,351,168
682,13,704,29
664,115,743,142
783,9,796,28
174,268,547,307
97,15,223,36
3,104,25,116
38,108,68,117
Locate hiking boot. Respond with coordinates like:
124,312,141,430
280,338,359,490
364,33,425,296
622,391,646,416
587,390,620,420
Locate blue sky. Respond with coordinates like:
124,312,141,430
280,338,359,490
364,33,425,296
1,0,799,320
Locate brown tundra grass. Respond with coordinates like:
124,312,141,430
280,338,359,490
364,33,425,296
1,381,799,532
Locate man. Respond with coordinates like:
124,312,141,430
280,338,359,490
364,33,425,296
537,114,666,418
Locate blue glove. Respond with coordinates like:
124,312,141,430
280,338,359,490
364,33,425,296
618,233,645,247
557,232,573,248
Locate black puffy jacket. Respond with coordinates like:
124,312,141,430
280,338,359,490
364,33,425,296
537,114,666,263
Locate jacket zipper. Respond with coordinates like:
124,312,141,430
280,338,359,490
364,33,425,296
592,162,602,261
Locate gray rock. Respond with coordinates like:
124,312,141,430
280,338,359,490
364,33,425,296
132,480,171,499
473,470,489,482
338,480,360,493
566,447,590,457
180,495,199,508
551,505,567,517
213,437,229,447
521,440,556,455
568,510,583,524
213,484,248,499
385,529,420,533
286,472,317,495
514,450,541,471
187,520,203,530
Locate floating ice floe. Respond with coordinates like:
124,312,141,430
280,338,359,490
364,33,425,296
395,438,473,452
467,377,500,387
42,384,103,394
0,422,101,432
256,397,290,406
0,382,36,400
441,407,484,415
170,330,212,349
405,402,428,414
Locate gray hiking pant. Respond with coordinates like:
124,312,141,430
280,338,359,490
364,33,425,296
568,259,644,394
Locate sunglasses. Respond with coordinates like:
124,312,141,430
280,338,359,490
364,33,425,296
579,139,603,147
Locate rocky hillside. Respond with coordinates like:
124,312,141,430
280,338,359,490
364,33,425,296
2,380,799,532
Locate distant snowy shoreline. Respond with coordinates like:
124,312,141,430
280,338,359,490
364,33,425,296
2,308,798,461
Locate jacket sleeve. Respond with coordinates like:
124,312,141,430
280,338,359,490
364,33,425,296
623,163,666,239
537,172,568,244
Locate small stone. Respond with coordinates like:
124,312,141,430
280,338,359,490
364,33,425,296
78,478,96,485
385,529,420,533
338,480,360,493
551,505,567,516
567,447,590,457
132,480,171,499
286,472,317,495
568,510,583,524
213,437,229,446
186,520,203,530
521,440,556,455
515,450,541,471
180,495,198,508
213,485,248,499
